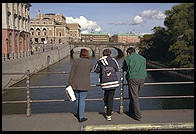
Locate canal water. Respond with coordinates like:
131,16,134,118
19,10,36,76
2,52,194,115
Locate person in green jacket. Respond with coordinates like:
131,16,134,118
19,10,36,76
122,47,147,121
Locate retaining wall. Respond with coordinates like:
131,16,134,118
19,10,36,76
2,44,70,89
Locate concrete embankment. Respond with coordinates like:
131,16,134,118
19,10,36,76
147,61,194,80
2,44,70,89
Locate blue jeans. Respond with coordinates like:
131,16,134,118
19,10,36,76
74,90,88,119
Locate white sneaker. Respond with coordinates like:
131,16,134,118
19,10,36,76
104,106,107,114
104,106,114,114
106,115,111,121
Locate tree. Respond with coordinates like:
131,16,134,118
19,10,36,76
139,27,175,62
164,3,194,67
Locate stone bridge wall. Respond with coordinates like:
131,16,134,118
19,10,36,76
70,42,138,57
2,44,70,89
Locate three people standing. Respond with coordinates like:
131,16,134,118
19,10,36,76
68,47,146,122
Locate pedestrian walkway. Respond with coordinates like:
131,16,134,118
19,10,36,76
2,109,194,131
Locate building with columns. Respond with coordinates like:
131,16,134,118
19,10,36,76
2,3,31,55
30,13,81,44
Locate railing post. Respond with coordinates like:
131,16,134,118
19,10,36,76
119,69,124,114
26,70,31,117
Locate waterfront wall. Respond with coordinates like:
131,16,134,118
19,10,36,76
2,44,70,89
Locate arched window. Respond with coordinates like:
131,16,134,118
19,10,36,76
43,28,47,36
30,28,34,36
59,32,62,37
36,28,41,36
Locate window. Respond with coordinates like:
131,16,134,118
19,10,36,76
59,32,62,37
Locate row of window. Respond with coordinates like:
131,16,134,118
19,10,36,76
7,3,30,18
30,31,64,37
30,21,53,24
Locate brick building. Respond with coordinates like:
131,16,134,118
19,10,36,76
67,23,81,42
111,33,140,43
30,13,81,44
2,3,31,55
81,32,109,42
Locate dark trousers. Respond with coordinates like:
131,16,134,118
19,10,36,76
128,78,144,119
104,89,115,116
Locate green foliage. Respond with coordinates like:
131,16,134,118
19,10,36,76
139,3,194,68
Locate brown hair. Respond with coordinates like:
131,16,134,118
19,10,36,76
126,47,135,55
103,49,111,56
80,49,90,59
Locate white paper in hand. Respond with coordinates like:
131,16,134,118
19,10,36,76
65,86,76,101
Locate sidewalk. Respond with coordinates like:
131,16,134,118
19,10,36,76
2,109,194,131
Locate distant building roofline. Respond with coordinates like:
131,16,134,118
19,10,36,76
82,32,108,35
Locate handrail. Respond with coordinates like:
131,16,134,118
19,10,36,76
146,68,194,71
2,68,194,117
2,81,194,90
2,96,194,104
2,67,194,75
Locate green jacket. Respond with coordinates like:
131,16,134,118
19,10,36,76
124,52,147,79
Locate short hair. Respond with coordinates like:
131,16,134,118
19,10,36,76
126,47,135,55
103,49,111,56
80,49,90,59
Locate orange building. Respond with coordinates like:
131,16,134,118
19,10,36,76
111,33,140,43
2,3,31,55
67,23,81,42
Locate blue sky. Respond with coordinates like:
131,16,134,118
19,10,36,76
30,3,180,35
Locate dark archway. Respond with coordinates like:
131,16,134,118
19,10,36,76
113,47,124,58
70,47,94,58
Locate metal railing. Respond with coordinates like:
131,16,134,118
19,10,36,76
2,68,194,117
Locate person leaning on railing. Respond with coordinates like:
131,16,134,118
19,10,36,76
94,49,120,121
68,49,93,122
122,47,147,121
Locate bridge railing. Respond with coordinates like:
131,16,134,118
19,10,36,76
2,68,194,117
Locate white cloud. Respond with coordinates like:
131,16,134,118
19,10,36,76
66,16,102,33
140,10,166,19
133,16,143,24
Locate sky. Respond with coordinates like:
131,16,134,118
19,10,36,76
30,3,180,36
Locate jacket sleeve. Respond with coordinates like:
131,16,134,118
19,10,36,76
68,60,76,86
94,61,100,73
122,60,128,72
112,58,120,72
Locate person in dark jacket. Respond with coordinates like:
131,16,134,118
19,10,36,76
68,49,93,122
122,47,147,121
94,49,120,121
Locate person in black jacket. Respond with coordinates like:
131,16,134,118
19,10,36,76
94,49,120,121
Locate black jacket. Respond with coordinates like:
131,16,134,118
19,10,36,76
94,56,120,89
